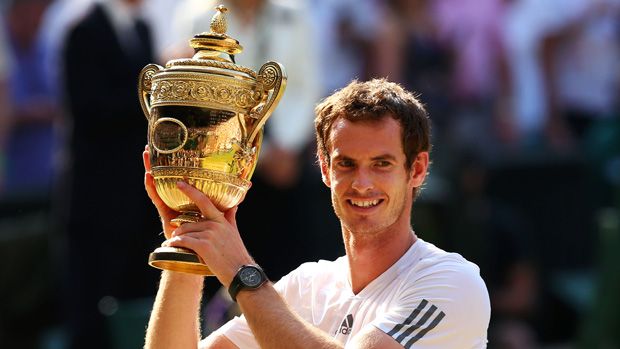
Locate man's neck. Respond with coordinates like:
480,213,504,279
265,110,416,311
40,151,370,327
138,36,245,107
343,226,416,294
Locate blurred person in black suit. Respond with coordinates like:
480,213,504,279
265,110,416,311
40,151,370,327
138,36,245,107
0,16,11,191
61,0,160,347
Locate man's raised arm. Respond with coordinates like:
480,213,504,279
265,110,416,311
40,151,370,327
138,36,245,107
144,271,204,349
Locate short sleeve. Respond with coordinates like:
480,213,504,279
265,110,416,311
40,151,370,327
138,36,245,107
371,261,490,348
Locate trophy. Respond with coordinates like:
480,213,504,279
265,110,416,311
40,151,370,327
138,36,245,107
138,5,286,275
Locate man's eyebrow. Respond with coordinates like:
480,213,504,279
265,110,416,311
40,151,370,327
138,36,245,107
332,154,353,162
371,154,397,161
331,154,398,163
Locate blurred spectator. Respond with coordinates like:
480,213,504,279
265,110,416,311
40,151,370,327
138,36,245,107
503,0,620,150
2,0,60,199
431,0,509,164
0,17,10,190
432,0,506,104
307,0,380,96
1,1,63,347
374,0,453,131
374,0,508,194
61,0,161,347
550,2,620,138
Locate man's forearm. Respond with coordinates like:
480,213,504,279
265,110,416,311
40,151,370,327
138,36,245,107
237,283,343,349
144,271,204,349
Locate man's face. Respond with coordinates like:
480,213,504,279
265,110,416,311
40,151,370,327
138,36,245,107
321,117,427,236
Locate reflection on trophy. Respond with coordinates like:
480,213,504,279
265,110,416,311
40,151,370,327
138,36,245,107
138,5,286,275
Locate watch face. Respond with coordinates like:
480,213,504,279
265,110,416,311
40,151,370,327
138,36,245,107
240,267,263,287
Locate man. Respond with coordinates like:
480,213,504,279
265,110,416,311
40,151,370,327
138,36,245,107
144,79,490,348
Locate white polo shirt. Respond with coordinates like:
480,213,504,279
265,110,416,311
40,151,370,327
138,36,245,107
216,238,490,348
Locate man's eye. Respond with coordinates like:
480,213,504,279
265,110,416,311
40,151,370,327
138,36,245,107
376,161,391,167
337,160,354,168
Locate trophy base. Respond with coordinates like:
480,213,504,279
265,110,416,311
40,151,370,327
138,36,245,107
148,246,213,276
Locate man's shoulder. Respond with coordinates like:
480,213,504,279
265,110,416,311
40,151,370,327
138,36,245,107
385,240,491,343
397,239,488,298
412,239,481,276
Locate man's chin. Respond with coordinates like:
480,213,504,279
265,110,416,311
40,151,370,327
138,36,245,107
343,221,386,236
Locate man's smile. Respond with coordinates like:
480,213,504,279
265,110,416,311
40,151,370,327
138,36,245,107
347,198,384,208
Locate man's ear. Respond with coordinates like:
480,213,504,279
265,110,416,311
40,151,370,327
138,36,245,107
318,153,331,187
410,151,429,187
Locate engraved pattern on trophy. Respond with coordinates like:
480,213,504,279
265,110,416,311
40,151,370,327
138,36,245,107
138,5,286,275
149,75,263,114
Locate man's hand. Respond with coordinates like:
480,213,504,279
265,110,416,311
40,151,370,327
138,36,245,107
143,147,177,239
162,181,255,288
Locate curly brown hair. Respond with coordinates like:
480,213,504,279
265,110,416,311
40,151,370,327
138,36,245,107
314,79,431,169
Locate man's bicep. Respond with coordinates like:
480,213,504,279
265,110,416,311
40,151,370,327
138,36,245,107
347,325,404,349
199,333,239,349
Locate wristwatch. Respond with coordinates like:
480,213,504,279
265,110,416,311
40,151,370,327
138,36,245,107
228,265,268,302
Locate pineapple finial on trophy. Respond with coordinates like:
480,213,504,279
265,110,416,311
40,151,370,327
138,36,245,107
210,5,228,35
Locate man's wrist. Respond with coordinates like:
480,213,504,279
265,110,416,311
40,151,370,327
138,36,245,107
162,269,205,287
228,265,268,302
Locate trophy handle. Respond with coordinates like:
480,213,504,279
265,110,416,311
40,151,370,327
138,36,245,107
138,63,164,121
248,61,287,144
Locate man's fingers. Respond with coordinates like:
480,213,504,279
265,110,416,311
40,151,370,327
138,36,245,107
176,181,223,220
144,171,160,203
224,206,238,229
171,219,218,237
145,172,176,221
143,147,151,172
163,234,202,251
143,147,169,215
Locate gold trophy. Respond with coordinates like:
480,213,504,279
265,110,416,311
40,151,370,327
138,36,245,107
138,5,286,275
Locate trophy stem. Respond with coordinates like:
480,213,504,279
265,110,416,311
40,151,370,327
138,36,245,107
171,211,202,226
148,211,214,276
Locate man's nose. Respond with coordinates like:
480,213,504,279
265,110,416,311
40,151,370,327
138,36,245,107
351,168,373,192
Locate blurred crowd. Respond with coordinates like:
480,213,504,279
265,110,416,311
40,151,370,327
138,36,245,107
0,0,619,348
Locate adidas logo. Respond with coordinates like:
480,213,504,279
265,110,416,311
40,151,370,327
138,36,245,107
338,314,354,335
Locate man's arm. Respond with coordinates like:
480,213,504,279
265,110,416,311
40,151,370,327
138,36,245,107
233,283,405,349
170,183,403,349
143,148,207,348
144,271,204,349
234,284,341,349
